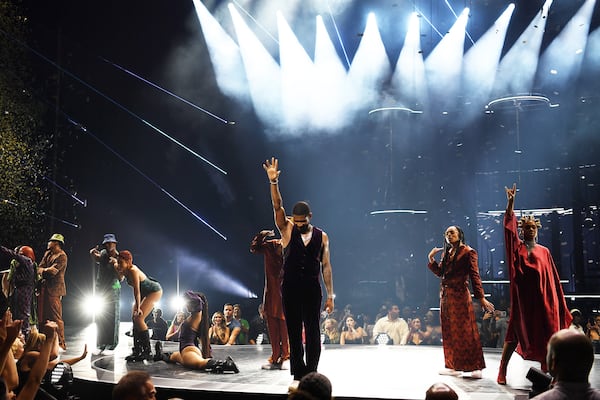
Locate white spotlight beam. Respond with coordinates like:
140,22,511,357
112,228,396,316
391,12,427,110
462,4,515,120
228,4,283,129
535,0,596,92
277,11,316,131
493,0,553,96
313,15,350,131
347,13,391,112
192,0,249,103
443,0,475,45
583,26,600,75
424,8,470,112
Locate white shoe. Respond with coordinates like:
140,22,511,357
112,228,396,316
469,370,482,379
439,368,461,376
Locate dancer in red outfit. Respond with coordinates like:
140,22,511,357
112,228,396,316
497,184,572,385
428,226,495,379
250,230,290,370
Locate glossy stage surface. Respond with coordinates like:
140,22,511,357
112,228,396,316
64,322,600,400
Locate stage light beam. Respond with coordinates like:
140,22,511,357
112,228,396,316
424,8,470,113
493,0,553,96
312,15,350,131
535,0,596,93
228,4,283,130
391,12,427,110
346,13,390,113
461,4,515,121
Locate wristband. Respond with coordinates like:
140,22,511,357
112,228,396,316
270,180,278,185
327,294,335,299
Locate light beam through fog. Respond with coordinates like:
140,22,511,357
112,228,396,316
177,250,258,298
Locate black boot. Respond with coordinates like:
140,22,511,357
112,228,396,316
138,330,152,361
206,356,239,373
153,341,172,362
125,330,141,361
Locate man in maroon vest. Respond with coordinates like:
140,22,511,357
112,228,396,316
263,157,334,387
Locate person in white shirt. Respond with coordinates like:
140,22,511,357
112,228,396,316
372,304,409,345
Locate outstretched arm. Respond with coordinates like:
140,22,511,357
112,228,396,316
505,183,516,216
263,158,289,236
19,321,58,400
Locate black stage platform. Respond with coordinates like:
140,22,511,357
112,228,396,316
64,322,600,400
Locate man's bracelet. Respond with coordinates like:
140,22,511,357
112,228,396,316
270,180,278,185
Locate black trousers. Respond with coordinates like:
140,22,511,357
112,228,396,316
281,281,322,380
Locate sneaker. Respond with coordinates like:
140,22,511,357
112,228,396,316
469,370,483,379
439,368,461,376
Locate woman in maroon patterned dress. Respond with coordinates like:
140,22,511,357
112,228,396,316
428,225,495,378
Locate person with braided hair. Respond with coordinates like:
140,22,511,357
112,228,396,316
496,184,572,385
428,225,495,379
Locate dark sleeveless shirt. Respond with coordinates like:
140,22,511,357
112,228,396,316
179,319,199,352
283,226,323,284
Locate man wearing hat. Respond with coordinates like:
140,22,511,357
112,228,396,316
37,233,68,350
90,233,121,351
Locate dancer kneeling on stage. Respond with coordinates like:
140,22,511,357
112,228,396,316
153,290,239,373
113,250,162,362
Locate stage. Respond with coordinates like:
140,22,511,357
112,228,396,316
64,322,599,400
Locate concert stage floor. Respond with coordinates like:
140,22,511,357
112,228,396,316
65,323,600,400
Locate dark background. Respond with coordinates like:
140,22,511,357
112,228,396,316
2,0,600,324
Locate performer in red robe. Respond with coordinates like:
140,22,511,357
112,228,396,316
428,226,495,378
497,184,572,385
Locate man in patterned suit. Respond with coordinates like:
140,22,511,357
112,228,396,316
38,233,68,350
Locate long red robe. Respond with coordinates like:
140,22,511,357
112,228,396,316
428,244,486,371
503,212,572,362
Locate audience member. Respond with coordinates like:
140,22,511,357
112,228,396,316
248,303,270,345
531,329,600,399
112,370,156,400
586,315,600,354
570,309,585,334
288,372,332,400
406,317,426,345
372,304,409,345
149,308,168,341
233,304,249,345
166,312,185,342
223,304,241,345
209,311,230,345
425,382,459,400
340,314,366,345
322,318,339,345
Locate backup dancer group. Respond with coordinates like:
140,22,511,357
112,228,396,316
0,159,572,387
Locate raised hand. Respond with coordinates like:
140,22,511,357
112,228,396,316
505,183,516,201
262,157,281,183
428,247,443,263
